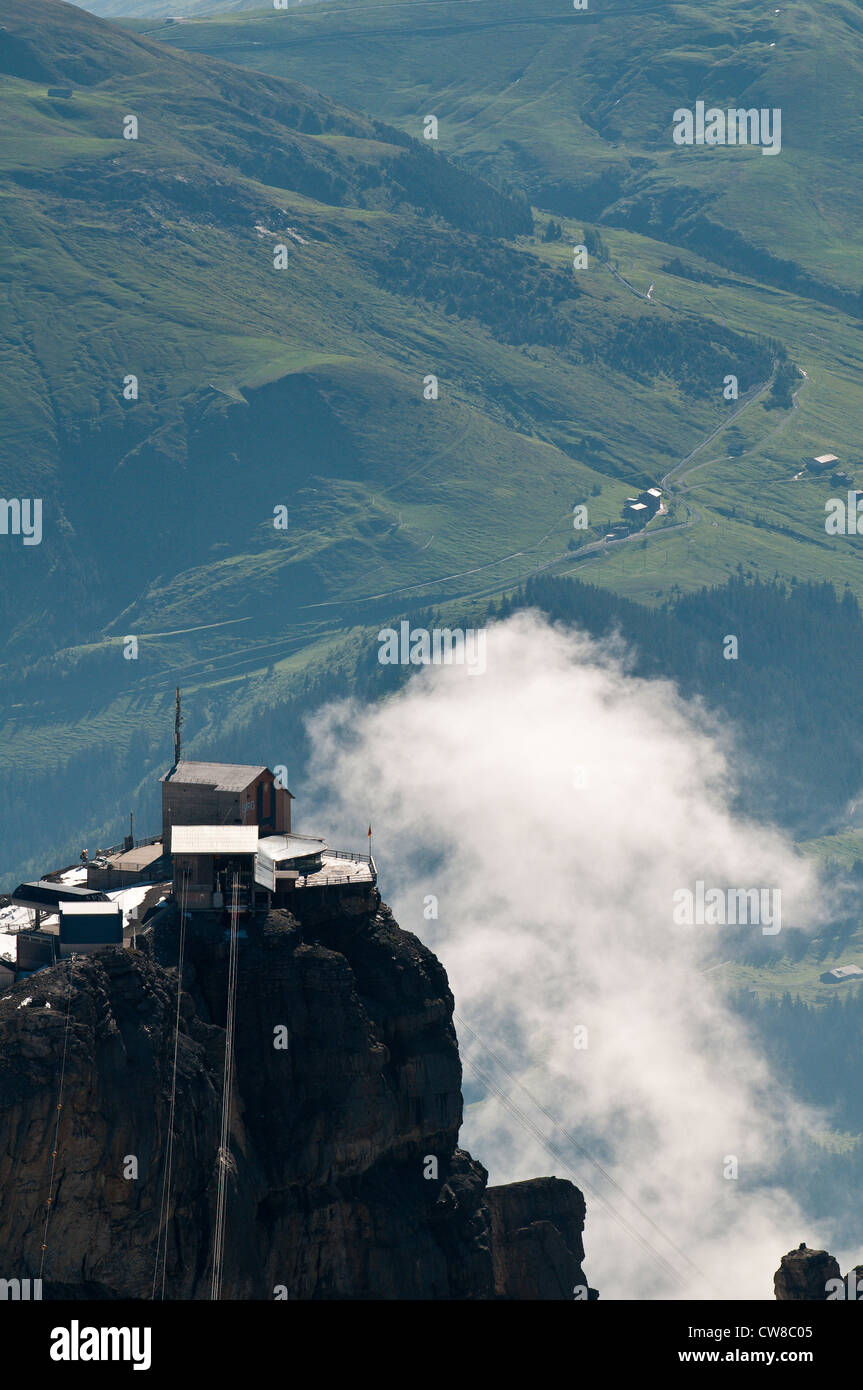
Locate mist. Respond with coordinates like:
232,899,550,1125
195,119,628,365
304,610,834,1299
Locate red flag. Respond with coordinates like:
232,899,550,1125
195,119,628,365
368,825,372,837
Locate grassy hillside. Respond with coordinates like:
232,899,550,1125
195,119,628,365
0,0,792,881
137,0,863,601
148,0,863,304
77,1,290,17
5,0,863,888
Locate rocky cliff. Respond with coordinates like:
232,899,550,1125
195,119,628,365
774,1244,863,1301
0,897,593,1299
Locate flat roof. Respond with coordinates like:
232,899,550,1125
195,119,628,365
10,881,108,907
60,902,122,916
106,843,164,870
813,453,839,464
258,834,328,863
171,825,259,855
298,853,375,887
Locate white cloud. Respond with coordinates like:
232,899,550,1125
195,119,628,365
305,611,831,1299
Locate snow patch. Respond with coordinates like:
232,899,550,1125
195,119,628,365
107,885,151,925
58,866,88,885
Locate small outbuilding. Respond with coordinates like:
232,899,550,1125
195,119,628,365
820,965,863,984
638,488,663,514
16,931,59,972
58,902,123,958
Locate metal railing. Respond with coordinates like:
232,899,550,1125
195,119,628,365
295,848,377,889
90,831,163,859
296,878,378,890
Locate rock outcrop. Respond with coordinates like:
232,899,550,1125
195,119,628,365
0,898,593,1299
774,1246,841,1300
486,1177,591,1299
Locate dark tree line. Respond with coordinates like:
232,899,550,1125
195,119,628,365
375,230,580,347
385,148,533,240
736,986,863,1131
597,313,776,399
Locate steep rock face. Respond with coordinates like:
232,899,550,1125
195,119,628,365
0,900,592,1299
0,948,223,1299
486,1177,593,1300
774,1247,841,1300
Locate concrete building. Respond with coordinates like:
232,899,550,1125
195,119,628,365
169,822,377,914
170,824,264,914
159,755,376,916
16,931,59,972
809,453,840,473
161,761,293,844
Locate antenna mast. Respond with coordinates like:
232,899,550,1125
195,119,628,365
174,688,183,767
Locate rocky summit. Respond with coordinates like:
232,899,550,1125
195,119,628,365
774,1247,840,1301
0,895,593,1300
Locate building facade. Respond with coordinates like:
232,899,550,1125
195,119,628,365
170,824,264,914
161,761,293,845
58,902,123,958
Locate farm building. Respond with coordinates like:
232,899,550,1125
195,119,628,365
819,965,863,984
639,488,663,514
809,453,840,473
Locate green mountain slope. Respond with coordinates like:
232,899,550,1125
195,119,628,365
147,0,863,306
133,0,863,661
78,1,290,17
0,0,789,880
116,0,863,629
